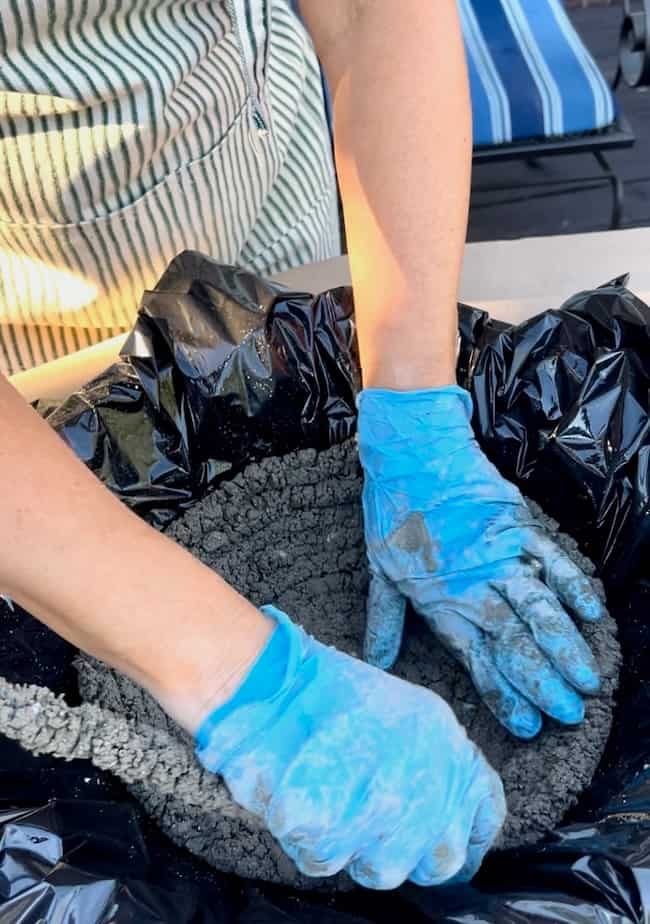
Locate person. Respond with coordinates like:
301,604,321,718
0,0,604,891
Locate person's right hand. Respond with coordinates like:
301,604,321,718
195,606,505,890
358,387,603,739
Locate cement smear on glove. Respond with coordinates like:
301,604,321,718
5,442,619,889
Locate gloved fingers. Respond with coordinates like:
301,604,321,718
268,721,409,882
523,531,605,623
422,605,542,739
491,574,600,695
290,778,419,888
346,826,432,890
485,600,585,725
345,762,504,890
407,829,467,887
284,776,412,887
363,570,407,669
346,801,467,891
272,798,370,880
408,765,506,888
444,772,506,885
465,638,542,739
288,840,357,880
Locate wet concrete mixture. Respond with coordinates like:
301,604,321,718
0,441,621,890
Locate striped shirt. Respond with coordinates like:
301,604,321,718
0,0,340,374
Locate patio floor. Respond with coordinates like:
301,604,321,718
467,5,650,242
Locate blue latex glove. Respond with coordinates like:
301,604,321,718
196,606,506,890
358,387,604,740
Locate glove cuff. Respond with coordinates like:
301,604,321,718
358,385,472,411
357,386,473,429
195,606,305,769
356,386,475,478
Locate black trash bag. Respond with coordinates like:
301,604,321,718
458,274,650,592
397,275,650,924
0,801,236,924
44,251,359,526
6,258,650,923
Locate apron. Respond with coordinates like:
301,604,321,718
0,0,340,373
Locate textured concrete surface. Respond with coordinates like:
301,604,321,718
163,442,620,852
0,442,621,889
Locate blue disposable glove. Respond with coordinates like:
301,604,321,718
196,606,506,890
358,386,604,740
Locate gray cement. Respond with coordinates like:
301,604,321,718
0,441,621,890
162,440,621,847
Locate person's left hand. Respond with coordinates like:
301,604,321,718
357,386,604,739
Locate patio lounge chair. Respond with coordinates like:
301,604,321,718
462,0,634,229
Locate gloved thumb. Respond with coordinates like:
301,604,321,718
363,571,407,670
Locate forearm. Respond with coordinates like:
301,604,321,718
301,0,472,389
0,376,272,731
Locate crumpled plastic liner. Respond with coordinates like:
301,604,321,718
459,273,650,592
3,253,650,921
43,252,359,526
0,801,233,924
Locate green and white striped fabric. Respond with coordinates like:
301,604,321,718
0,0,340,374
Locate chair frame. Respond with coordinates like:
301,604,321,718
472,116,636,230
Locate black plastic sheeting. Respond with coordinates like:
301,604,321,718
4,252,650,922
459,273,650,592
44,252,359,527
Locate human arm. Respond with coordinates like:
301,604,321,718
0,373,274,734
299,0,468,389
300,0,604,736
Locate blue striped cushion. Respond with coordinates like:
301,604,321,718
460,0,617,146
